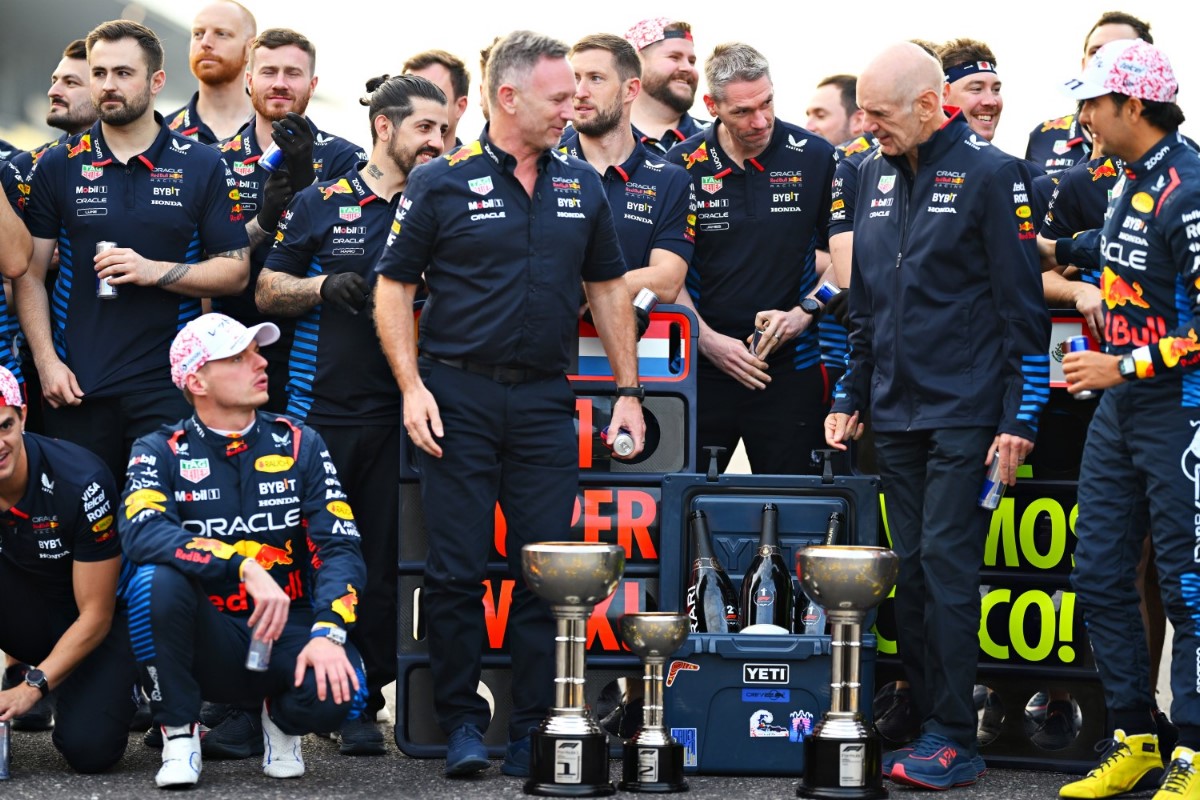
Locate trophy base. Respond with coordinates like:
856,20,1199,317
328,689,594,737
525,730,615,797
618,742,689,793
797,730,887,800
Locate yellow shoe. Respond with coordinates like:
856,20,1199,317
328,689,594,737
1060,730,1163,798
1155,747,1200,798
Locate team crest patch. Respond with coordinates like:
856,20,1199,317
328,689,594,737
877,175,896,194
468,176,493,195
179,458,210,483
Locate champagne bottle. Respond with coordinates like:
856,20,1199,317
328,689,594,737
740,503,796,631
685,510,740,633
799,512,842,635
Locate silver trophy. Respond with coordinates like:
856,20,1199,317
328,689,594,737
618,612,690,793
795,543,899,799
522,542,626,797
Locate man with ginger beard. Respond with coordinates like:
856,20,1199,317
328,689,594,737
625,18,708,156
165,1,256,145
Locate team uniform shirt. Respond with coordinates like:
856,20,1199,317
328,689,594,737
0,160,25,383
1042,155,1124,240
374,127,627,372
666,119,835,371
0,138,16,161
215,116,367,326
1025,112,1091,176
633,112,709,157
558,131,696,273
165,92,238,146
0,433,118,614
264,166,402,425
23,116,248,397
119,412,365,629
10,134,68,182
834,111,1050,440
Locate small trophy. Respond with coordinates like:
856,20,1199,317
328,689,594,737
618,612,690,793
795,542,899,799
522,542,626,797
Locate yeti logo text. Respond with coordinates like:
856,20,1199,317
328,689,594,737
743,663,789,684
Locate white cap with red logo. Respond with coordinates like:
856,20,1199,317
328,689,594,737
170,313,279,389
0,366,23,407
1063,38,1178,103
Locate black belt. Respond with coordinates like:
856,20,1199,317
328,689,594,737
421,355,561,385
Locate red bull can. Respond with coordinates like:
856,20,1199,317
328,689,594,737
979,451,1005,510
0,719,9,780
96,241,118,299
1067,335,1097,400
259,141,285,173
601,426,635,458
749,327,765,355
246,619,271,672
814,281,841,305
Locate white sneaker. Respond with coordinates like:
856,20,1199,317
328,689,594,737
375,706,393,724
261,703,304,778
156,723,201,788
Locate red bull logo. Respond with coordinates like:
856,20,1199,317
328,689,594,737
1040,115,1074,133
446,141,482,166
220,136,242,153
183,537,294,569
67,135,92,159
168,111,187,131
1090,160,1119,181
681,142,708,170
842,137,870,156
1161,331,1200,369
1101,266,1151,309
332,584,359,623
320,180,352,201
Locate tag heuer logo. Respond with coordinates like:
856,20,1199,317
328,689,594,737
339,206,361,222
179,458,211,484
701,176,723,194
877,175,896,194
81,164,103,182
232,161,254,176
743,663,789,684
468,176,493,195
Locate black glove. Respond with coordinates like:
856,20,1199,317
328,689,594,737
257,170,294,233
825,288,851,328
271,112,315,191
320,272,369,315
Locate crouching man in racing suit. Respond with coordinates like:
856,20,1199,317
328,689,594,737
118,312,368,789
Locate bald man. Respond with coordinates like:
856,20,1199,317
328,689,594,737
827,42,1048,791
166,0,257,144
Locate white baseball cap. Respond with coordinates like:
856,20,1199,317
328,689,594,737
170,313,279,389
1063,38,1179,104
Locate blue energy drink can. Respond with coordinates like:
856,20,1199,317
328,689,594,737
1067,335,1097,400
0,719,10,780
979,451,1005,510
259,141,286,173
815,281,841,304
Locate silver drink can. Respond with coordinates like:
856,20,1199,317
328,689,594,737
96,241,118,299
602,426,635,457
246,620,272,672
978,452,1006,510
0,719,10,780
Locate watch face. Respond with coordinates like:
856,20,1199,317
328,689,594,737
25,668,46,687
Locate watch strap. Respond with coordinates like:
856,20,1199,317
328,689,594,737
614,385,645,400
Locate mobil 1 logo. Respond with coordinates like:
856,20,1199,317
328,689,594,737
743,663,789,684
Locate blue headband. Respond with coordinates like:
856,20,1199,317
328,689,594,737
945,60,997,84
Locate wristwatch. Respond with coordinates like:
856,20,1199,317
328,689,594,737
614,385,645,401
1117,355,1138,380
24,668,49,697
800,298,823,321
310,625,347,646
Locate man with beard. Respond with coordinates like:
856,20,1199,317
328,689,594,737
564,33,694,304
402,50,470,152
166,0,256,145
214,28,366,415
256,74,449,756
624,18,708,156
665,43,836,475
11,40,98,181
17,19,249,491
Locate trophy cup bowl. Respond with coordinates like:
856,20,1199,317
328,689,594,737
796,545,899,800
618,613,690,793
620,612,690,662
522,542,626,797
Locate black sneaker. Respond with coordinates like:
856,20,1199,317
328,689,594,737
129,690,152,732
2,664,54,731
1031,701,1078,750
144,725,163,748
200,701,234,729
338,714,386,756
874,685,920,743
1156,708,1180,767
201,707,264,759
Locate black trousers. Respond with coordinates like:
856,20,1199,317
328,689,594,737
0,562,137,772
415,360,575,740
698,362,828,475
311,422,401,715
124,563,367,734
874,426,995,751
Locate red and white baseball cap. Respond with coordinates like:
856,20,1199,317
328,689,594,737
170,313,279,389
1063,38,1178,104
0,366,23,407
624,18,692,52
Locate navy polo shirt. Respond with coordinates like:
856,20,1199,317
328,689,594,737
215,116,367,325
0,433,118,612
633,112,709,157
0,160,26,383
24,115,248,397
0,138,15,161
1025,112,1090,176
558,131,695,271
374,127,627,372
264,166,401,425
166,91,226,146
10,134,68,182
1042,155,1123,240
666,119,835,370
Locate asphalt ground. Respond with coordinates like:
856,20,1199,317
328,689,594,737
0,721,1125,800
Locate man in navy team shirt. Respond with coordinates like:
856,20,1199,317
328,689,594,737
564,33,695,305
257,74,450,756
17,19,250,490
11,39,97,182
624,18,708,157
666,42,835,475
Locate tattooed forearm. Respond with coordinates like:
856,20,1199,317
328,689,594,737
214,247,248,262
366,162,384,179
256,268,321,317
157,263,191,287
246,217,272,248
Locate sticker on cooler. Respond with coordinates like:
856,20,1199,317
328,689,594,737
670,727,698,767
